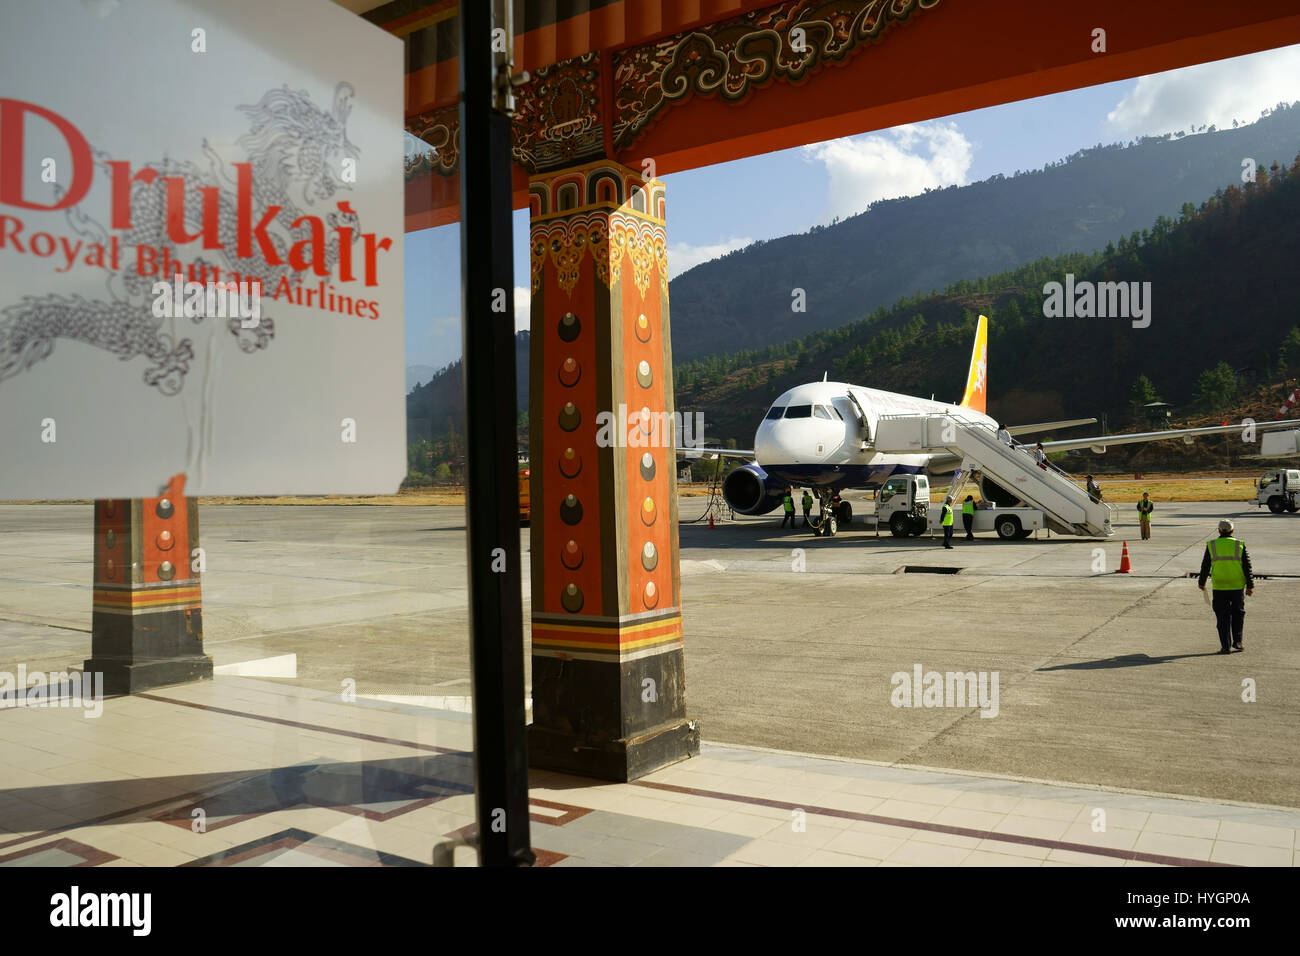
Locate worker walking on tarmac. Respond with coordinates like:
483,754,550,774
781,487,797,529
1197,519,1254,654
1136,492,1154,540
962,495,976,540
940,496,955,549
801,489,813,527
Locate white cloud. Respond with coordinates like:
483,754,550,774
802,121,973,220
1105,44,1300,137
666,237,753,279
427,314,458,340
514,286,530,333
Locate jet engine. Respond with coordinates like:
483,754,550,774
722,463,786,515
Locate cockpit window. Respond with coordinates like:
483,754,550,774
813,405,833,420
785,405,813,419
764,405,786,420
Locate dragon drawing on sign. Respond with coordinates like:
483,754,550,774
0,82,361,396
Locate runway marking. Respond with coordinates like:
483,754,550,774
632,780,1233,867
887,574,1179,767
1027,576,1180,681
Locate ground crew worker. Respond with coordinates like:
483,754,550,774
1136,492,1154,540
962,495,976,540
940,496,955,549
1197,519,1254,654
801,489,813,527
781,487,796,529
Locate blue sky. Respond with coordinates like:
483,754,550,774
405,44,1300,377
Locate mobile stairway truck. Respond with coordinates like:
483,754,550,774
872,413,1116,539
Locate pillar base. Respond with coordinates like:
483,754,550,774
529,716,700,782
84,655,213,696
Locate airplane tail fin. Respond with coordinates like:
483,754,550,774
958,314,988,414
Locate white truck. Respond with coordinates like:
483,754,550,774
876,474,1044,540
1256,468,1300,513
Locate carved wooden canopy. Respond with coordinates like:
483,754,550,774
360,0,1300,230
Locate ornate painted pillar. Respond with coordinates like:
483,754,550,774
85,475,212,695
527,161,699,781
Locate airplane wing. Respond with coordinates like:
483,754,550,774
675,446,755,460
1039,419,1297,454
1006,418,1097,436
925,453,963,474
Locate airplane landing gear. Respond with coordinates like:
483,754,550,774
812,490,839,537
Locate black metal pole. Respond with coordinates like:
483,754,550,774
458,0,533,867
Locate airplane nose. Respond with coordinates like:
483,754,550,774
756,418,842,464
754,421,781,463
757,420,808,463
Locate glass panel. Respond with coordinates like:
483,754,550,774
765,406,786,419
785,405,813,419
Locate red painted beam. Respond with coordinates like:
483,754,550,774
404,0,1300,232
625,0,1300,178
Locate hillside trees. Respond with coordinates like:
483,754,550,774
1192,362,1238,413
1128,374,1161,422
1280,326,1300,375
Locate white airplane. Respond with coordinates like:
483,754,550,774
713,315,1293,522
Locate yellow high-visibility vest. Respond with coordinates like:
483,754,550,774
1208,537,1246,590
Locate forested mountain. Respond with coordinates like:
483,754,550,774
668,104,1300,360
405,108,1300,478
406,331,529,441
675,150,1300,449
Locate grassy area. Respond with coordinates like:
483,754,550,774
934,472,1265,504
5,472,1271,506
197,489,467,506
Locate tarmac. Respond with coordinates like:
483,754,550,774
674,493,1300,807
0,495,1297,866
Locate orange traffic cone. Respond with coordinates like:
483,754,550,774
708,512,715,530
1116,541,1131,574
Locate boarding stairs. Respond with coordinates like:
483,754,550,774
873,413,1117,537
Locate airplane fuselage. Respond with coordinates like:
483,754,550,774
753,380,995,491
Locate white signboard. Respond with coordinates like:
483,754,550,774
0,0,405,498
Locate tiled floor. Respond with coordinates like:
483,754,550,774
1,676,1297,867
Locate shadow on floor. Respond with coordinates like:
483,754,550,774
0,752,475,839
1038,651,1225,671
